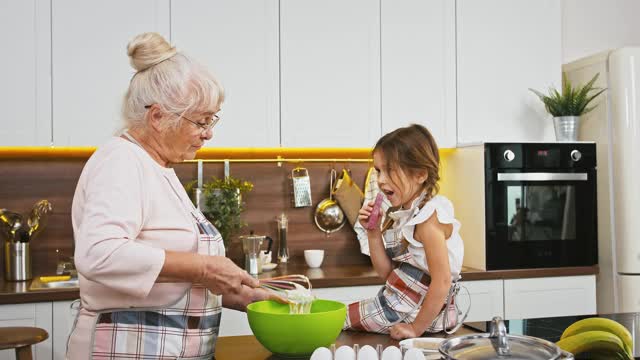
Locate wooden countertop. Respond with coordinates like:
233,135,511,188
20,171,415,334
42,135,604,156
214,327,481,360
0,275,79,304
0,263,598,305
257,263,599,285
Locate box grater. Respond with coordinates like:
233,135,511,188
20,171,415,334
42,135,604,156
292,167,312,207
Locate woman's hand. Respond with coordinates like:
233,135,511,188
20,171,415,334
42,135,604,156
222,286,289,311
199,255,259,295
389,323,420,340
358,200,382,232
251,288,289,304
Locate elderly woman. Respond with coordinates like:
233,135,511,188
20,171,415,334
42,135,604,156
68,32,272,359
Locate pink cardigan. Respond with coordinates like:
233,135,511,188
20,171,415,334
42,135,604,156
71,137,200,311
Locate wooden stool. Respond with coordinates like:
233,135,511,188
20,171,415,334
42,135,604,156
0,327,48,360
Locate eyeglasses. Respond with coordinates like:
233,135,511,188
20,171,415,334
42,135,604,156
144,105,220,133
177,113,219,133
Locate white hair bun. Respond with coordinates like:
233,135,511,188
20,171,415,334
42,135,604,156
127,32,177,72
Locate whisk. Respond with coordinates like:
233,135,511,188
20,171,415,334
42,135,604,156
259,274,312,292
259,275,314,314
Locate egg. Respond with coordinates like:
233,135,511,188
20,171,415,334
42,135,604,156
310,346,333,360
381,346,402,360
403,348,426,360
357,345,378,360
334,345,356,360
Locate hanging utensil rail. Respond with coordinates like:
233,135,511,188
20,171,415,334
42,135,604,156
184,158,371,164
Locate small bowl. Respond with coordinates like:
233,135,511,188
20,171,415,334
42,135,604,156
247,299,346,357
304,249,325,268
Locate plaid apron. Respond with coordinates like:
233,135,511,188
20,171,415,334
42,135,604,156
344,214,461,335
85,208,223,360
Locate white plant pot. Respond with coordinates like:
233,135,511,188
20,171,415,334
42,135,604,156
553,116,580,141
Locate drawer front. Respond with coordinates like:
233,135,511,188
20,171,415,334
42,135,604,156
458,280,504,322
219,308,251,337
504,275,596,319
312,285,381,305
219,285,382,337
0,303,36,321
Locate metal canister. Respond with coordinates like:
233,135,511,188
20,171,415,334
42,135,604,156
4,241,32,281
292,167,312,207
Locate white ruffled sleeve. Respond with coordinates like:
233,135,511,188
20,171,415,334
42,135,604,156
401,196,462,247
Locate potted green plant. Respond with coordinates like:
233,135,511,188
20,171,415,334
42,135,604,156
529,73,606,141
186,176,253,251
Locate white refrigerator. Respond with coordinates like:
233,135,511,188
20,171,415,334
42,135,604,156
564,47,640,313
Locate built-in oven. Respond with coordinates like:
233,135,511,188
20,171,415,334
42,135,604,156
484,143,598,270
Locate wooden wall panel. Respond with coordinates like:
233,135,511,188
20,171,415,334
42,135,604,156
0,160,84,275
1,158,372,277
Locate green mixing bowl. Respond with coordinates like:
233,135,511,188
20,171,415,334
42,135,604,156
246,299,346,357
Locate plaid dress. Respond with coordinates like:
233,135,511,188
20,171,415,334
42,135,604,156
83,209,223,360
344,195,462,334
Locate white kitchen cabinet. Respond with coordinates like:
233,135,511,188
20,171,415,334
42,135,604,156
504,275,597,320
219,308,251,337
51,0,170,146
381,0,456,148
456,0,561,144
312,285,381,305
458,280,504,322
280,0,381,147
219,285,381,337
0,303,53,360
0,0,51,146
171,0,280,147
52,300,78,360
313,282,503,323
312,281,503,323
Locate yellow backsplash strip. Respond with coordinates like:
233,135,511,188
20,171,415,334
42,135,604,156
198,147,375,159
0,146,456,161
0,147,96,159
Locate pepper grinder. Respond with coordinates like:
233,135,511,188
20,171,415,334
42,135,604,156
276,213,289,263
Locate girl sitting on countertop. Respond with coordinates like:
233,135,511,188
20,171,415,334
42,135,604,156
344,124,466,340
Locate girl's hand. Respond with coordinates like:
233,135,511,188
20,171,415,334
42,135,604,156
389,323,420,340
358,200,382,232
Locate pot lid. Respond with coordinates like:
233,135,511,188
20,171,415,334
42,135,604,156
439,317,567,360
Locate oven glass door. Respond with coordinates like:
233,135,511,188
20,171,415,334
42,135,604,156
486,171,597,270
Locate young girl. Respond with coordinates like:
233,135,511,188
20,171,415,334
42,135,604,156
344,124,464,340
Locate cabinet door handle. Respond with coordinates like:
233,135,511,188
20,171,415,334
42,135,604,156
497,172,588,181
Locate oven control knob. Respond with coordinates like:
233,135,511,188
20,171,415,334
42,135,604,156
503,150,515,162
571,149,582,162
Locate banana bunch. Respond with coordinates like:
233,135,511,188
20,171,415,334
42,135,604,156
557,317,633,360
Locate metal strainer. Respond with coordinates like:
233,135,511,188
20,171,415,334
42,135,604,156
313,169,346,234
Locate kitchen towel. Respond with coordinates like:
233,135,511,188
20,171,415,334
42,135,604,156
333,169,364,227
